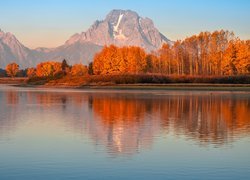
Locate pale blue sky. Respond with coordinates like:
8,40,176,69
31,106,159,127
1,0,249,48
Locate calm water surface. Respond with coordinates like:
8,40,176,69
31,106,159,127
0,85,250,179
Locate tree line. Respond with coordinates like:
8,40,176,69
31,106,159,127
3,60,89,78
2,30,250,79
93,30,249,76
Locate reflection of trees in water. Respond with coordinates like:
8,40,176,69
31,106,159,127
0,91,21,137
160,94,250,146
7,91,19,105
88,93,250,152
85,94,159,156
0,90,250,155
35,92,68,105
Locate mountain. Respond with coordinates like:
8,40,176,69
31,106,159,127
0,29,31,68
65,9,170,51
0,10,171,68
33,42,103,66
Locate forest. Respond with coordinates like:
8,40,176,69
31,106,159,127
1,30,250,85
93,30,249,76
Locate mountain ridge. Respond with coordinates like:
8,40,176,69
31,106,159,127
0,9,171,68
65,9,170,51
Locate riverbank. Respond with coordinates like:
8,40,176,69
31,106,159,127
25,74,250,86
1,75,250,91
0,77,27,84
12,83,250,91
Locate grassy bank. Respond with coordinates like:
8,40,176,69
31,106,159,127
79,84,250,91
37,74,250,86
0,77,27,84
19,74,250,91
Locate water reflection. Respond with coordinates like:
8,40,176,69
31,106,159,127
87,92,250,151
0,86,250,156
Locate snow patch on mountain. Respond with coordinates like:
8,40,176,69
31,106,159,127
113,13,124,32
113,13,126,40
114,30,126,40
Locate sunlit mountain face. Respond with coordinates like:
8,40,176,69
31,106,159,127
0,9,171,68
1,88,250,156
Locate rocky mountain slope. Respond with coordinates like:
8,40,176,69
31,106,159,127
0,10,171,68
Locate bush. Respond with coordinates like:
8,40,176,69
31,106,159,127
26,76,49,85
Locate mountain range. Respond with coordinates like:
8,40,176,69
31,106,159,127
0,9,171,68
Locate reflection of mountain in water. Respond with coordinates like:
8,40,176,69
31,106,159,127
0,88,250,155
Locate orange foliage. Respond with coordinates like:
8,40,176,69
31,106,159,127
5,63,19,77
93,45,147,75
90,93,250,145
93,30,249,76
36,61,62,77
71,64,88,76
7,91,19,105
157,30,249,76
26,68,36,78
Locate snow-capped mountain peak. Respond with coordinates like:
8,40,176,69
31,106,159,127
65,9,171,51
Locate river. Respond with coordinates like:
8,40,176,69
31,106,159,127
0,85,250,179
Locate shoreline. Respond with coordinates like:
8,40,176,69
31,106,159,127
8,83,250,91
1,77,250,91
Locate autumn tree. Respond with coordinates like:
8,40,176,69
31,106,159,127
71,64,88,76
158,43,172,74
155,30,243,76
36,62,53,77
92,30,248,76
126,46,147,73
197,32,210,75
36,61,62,77
26,68,36,78
146,54,159,73
21,30,248,78
172,41,185,75
235,40,250,74
93,46,108,75
93,45,147,75
6,63,19,78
